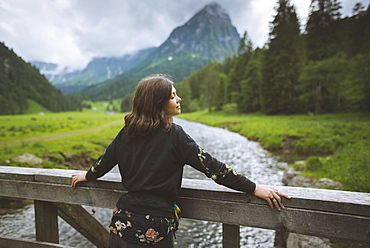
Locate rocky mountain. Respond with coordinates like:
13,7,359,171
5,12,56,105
80,2,241,101
31,47,155,94
154,2,239,60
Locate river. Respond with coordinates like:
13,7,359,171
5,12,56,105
0,118,289,247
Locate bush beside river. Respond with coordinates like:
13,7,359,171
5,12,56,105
179,111,370,193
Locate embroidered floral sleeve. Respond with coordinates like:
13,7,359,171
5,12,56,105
186,145,255,194
197,147,240,181
85,139,118,181
91,154,104,172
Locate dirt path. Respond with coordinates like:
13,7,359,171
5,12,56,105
0,119,123,147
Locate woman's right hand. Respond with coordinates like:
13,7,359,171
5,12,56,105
71,173,87,187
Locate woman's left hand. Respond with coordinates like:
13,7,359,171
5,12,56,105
253,185,291,210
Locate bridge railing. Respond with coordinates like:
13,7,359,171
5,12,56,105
0,166,369,247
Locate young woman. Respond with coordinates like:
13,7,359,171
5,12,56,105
71,74,290,247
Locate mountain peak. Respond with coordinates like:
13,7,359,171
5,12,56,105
188,2,231,25
150,2,239,62
200,2,229,19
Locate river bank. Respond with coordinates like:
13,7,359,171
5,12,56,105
179,111,370,193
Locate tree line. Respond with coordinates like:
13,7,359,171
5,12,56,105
0,42,81,115
176,0,370,115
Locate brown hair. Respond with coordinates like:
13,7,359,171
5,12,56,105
124,74,174,137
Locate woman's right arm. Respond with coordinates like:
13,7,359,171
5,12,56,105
181,133,291,210
177,126,291,210
254,184,291,211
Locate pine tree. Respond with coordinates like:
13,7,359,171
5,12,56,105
120,94,132,113
226,32,253,104
199,61,222,111
298,54,348,113
213,73,227,111
239,48,263,113
261,0,303,114
306,0,342,61
343,53,370,112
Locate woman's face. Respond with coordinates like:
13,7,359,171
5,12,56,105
164,86,181,117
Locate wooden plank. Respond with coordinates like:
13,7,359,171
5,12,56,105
34,172,122,190
2,165,369,217
180,179,370,217
54,202,109,248
34,200,59,244
1,174,370,219
0,179,369,244
1,166,369,216
176,197,370,244
0,236,69,248
0,179,123,208
222,224,240,248
0,166,121,190
1,166,370,245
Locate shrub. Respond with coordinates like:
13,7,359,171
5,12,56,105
304,156,323,172
222,103,238,114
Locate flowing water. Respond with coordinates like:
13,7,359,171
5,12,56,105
0,118,289,247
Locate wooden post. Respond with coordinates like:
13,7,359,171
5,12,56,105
54,202,109,248
222,224,240,248
34,200,59,244
274,231,289,248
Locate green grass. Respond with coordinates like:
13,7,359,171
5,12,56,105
0,106,126,170
26,99,51,114
1,125,121,170
0,109,123,142
179,111,370,192
85,99,122,112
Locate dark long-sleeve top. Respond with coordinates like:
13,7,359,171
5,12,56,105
86,123,256,217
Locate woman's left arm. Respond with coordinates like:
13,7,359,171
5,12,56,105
71,129,121,187
71,172,87,187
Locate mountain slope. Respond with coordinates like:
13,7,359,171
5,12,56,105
0,42,73,115
32,47,156,94
81,2,240,100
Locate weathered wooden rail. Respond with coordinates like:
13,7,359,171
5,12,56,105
0,166,369,247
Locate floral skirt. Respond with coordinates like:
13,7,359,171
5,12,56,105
109,206,180,246
108,231,174,247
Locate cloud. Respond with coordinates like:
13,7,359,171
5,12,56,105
0,0,366,70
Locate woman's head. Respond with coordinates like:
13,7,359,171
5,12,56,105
124,74,181,136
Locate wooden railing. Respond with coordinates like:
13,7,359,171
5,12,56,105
0,166,369,247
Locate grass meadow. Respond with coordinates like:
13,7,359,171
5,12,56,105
1,104,369,192
0,101,126,170
180,111,370,192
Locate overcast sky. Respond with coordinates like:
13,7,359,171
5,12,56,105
1,0,368,70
